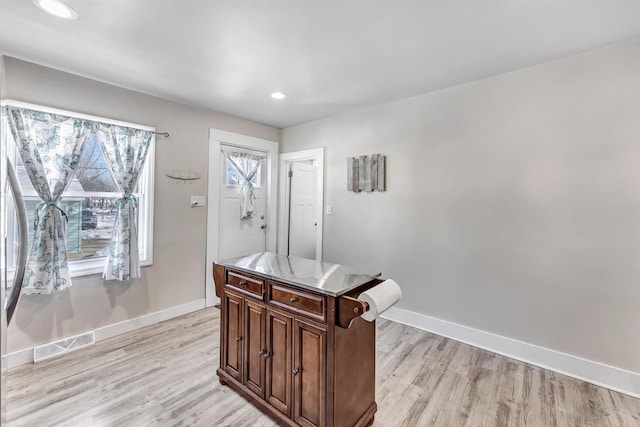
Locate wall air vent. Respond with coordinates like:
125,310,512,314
33,331,95,363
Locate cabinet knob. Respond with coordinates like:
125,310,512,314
263,351,271,359
238,281,247,287
235,336,242,342
290,297,298,303
258,350,265,356
293,368,299,376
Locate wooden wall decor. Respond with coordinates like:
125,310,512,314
347,154,386,192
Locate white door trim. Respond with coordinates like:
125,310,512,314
277,148,324,261
206,129,278,307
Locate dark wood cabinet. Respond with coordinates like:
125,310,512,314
293,319,326,427
215,264,378,427
266,308,293,417
244,299,266,398
222,291,243,382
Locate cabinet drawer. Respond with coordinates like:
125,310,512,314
269,282,326,322
227,271,264,298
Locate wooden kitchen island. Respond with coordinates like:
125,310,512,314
213,252,382,427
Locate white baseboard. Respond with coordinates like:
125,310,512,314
5,299,206,369
380,306,640,399
94,299,206,341
4,347,33,370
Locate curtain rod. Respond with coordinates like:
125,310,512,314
3,100,171,136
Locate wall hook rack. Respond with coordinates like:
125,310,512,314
165,170,201,182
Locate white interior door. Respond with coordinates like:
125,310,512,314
218,146,268,260
277,148,323,262
288,162,318,259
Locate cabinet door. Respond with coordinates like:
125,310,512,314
265,308,293,417
223,292,244,382
244,299,266,398
293,319,327,427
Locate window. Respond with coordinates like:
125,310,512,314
3,103,155,277
225,155,262,188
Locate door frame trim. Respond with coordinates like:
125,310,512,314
206,129,278,307
277,148,324,261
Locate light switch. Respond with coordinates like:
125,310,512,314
191,196,206,207
326,204,332,215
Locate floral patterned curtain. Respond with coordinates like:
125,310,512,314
223,150,264,219
6,107,93,295
96,124,152,281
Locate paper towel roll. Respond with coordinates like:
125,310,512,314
358,279,402,322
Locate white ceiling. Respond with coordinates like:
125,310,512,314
1,1,640,128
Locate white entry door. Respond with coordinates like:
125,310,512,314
288,162,318,259
206,129,278,308
218,146,268,260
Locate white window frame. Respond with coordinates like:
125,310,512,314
2,100,155,278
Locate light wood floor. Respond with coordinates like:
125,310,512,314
4,308,640,426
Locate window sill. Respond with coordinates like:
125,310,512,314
70,257,152,278
4,257,153,282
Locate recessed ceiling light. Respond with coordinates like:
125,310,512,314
271,92,287,100
33,0,78,20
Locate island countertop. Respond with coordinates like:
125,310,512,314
215,252,381,297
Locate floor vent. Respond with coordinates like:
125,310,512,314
33,331,95,363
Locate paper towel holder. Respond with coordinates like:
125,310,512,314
336,279,381,329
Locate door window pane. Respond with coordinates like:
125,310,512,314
225,156,261,187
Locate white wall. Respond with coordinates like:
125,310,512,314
281,40,640,374
4,57,280,353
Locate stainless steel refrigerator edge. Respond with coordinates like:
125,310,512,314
1,55,43,423
1,53,8,424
